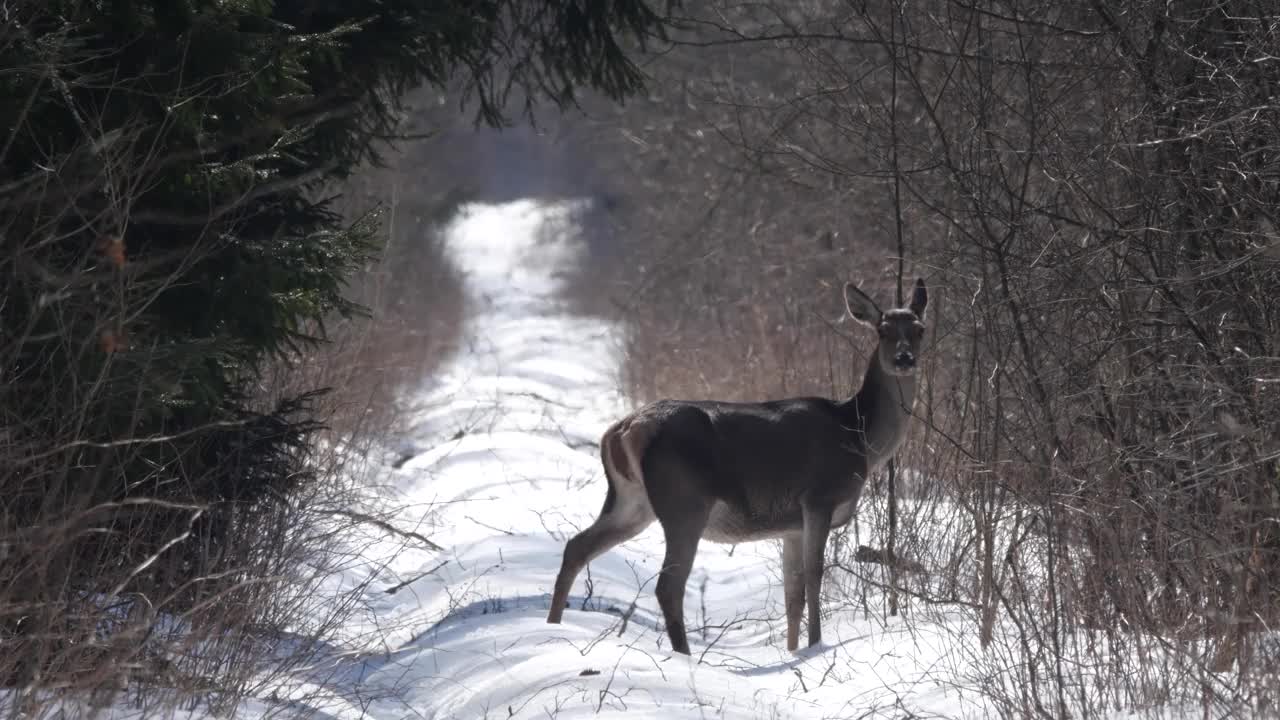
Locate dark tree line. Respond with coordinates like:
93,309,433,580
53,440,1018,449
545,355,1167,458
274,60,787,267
0,0,668,711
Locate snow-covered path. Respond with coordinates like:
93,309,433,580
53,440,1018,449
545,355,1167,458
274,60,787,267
291,200,987,719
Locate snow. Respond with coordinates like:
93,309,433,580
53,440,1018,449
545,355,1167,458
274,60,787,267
267,199,995,719
35,199,1211,719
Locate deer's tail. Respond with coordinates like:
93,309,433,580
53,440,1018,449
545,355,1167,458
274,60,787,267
598,413,658,517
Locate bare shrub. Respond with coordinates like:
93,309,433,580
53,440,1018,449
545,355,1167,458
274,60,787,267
289,126,473,436
556,13,909,402
568,1,1280,716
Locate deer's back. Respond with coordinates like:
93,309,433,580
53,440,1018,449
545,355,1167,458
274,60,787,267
635,398,868,542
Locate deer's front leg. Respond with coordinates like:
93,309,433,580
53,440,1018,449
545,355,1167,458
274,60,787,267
800,503,833,648
782,534,805,652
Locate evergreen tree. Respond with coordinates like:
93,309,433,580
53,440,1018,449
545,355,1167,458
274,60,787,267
0,0,667,697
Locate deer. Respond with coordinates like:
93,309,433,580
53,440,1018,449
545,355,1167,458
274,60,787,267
546,278,929,655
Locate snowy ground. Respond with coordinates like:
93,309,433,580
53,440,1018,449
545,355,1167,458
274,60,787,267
32,198,1216,720
251,199,997,720
29,199,1214,720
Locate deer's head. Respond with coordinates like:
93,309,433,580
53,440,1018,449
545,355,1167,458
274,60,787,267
843,278,929,377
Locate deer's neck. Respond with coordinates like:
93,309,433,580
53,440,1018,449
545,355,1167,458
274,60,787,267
841,358,916,472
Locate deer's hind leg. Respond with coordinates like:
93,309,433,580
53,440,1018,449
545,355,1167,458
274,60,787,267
643,442,715,656
652,498,709,655
548,483,653,623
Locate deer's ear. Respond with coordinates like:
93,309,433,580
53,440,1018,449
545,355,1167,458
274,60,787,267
909,278,928,320
843,282,882,328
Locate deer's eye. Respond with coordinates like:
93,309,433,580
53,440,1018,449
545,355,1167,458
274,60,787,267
912,323,925,337
878,324,890,337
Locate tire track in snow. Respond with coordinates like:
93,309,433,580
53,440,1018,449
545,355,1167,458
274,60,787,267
285,200,990,720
